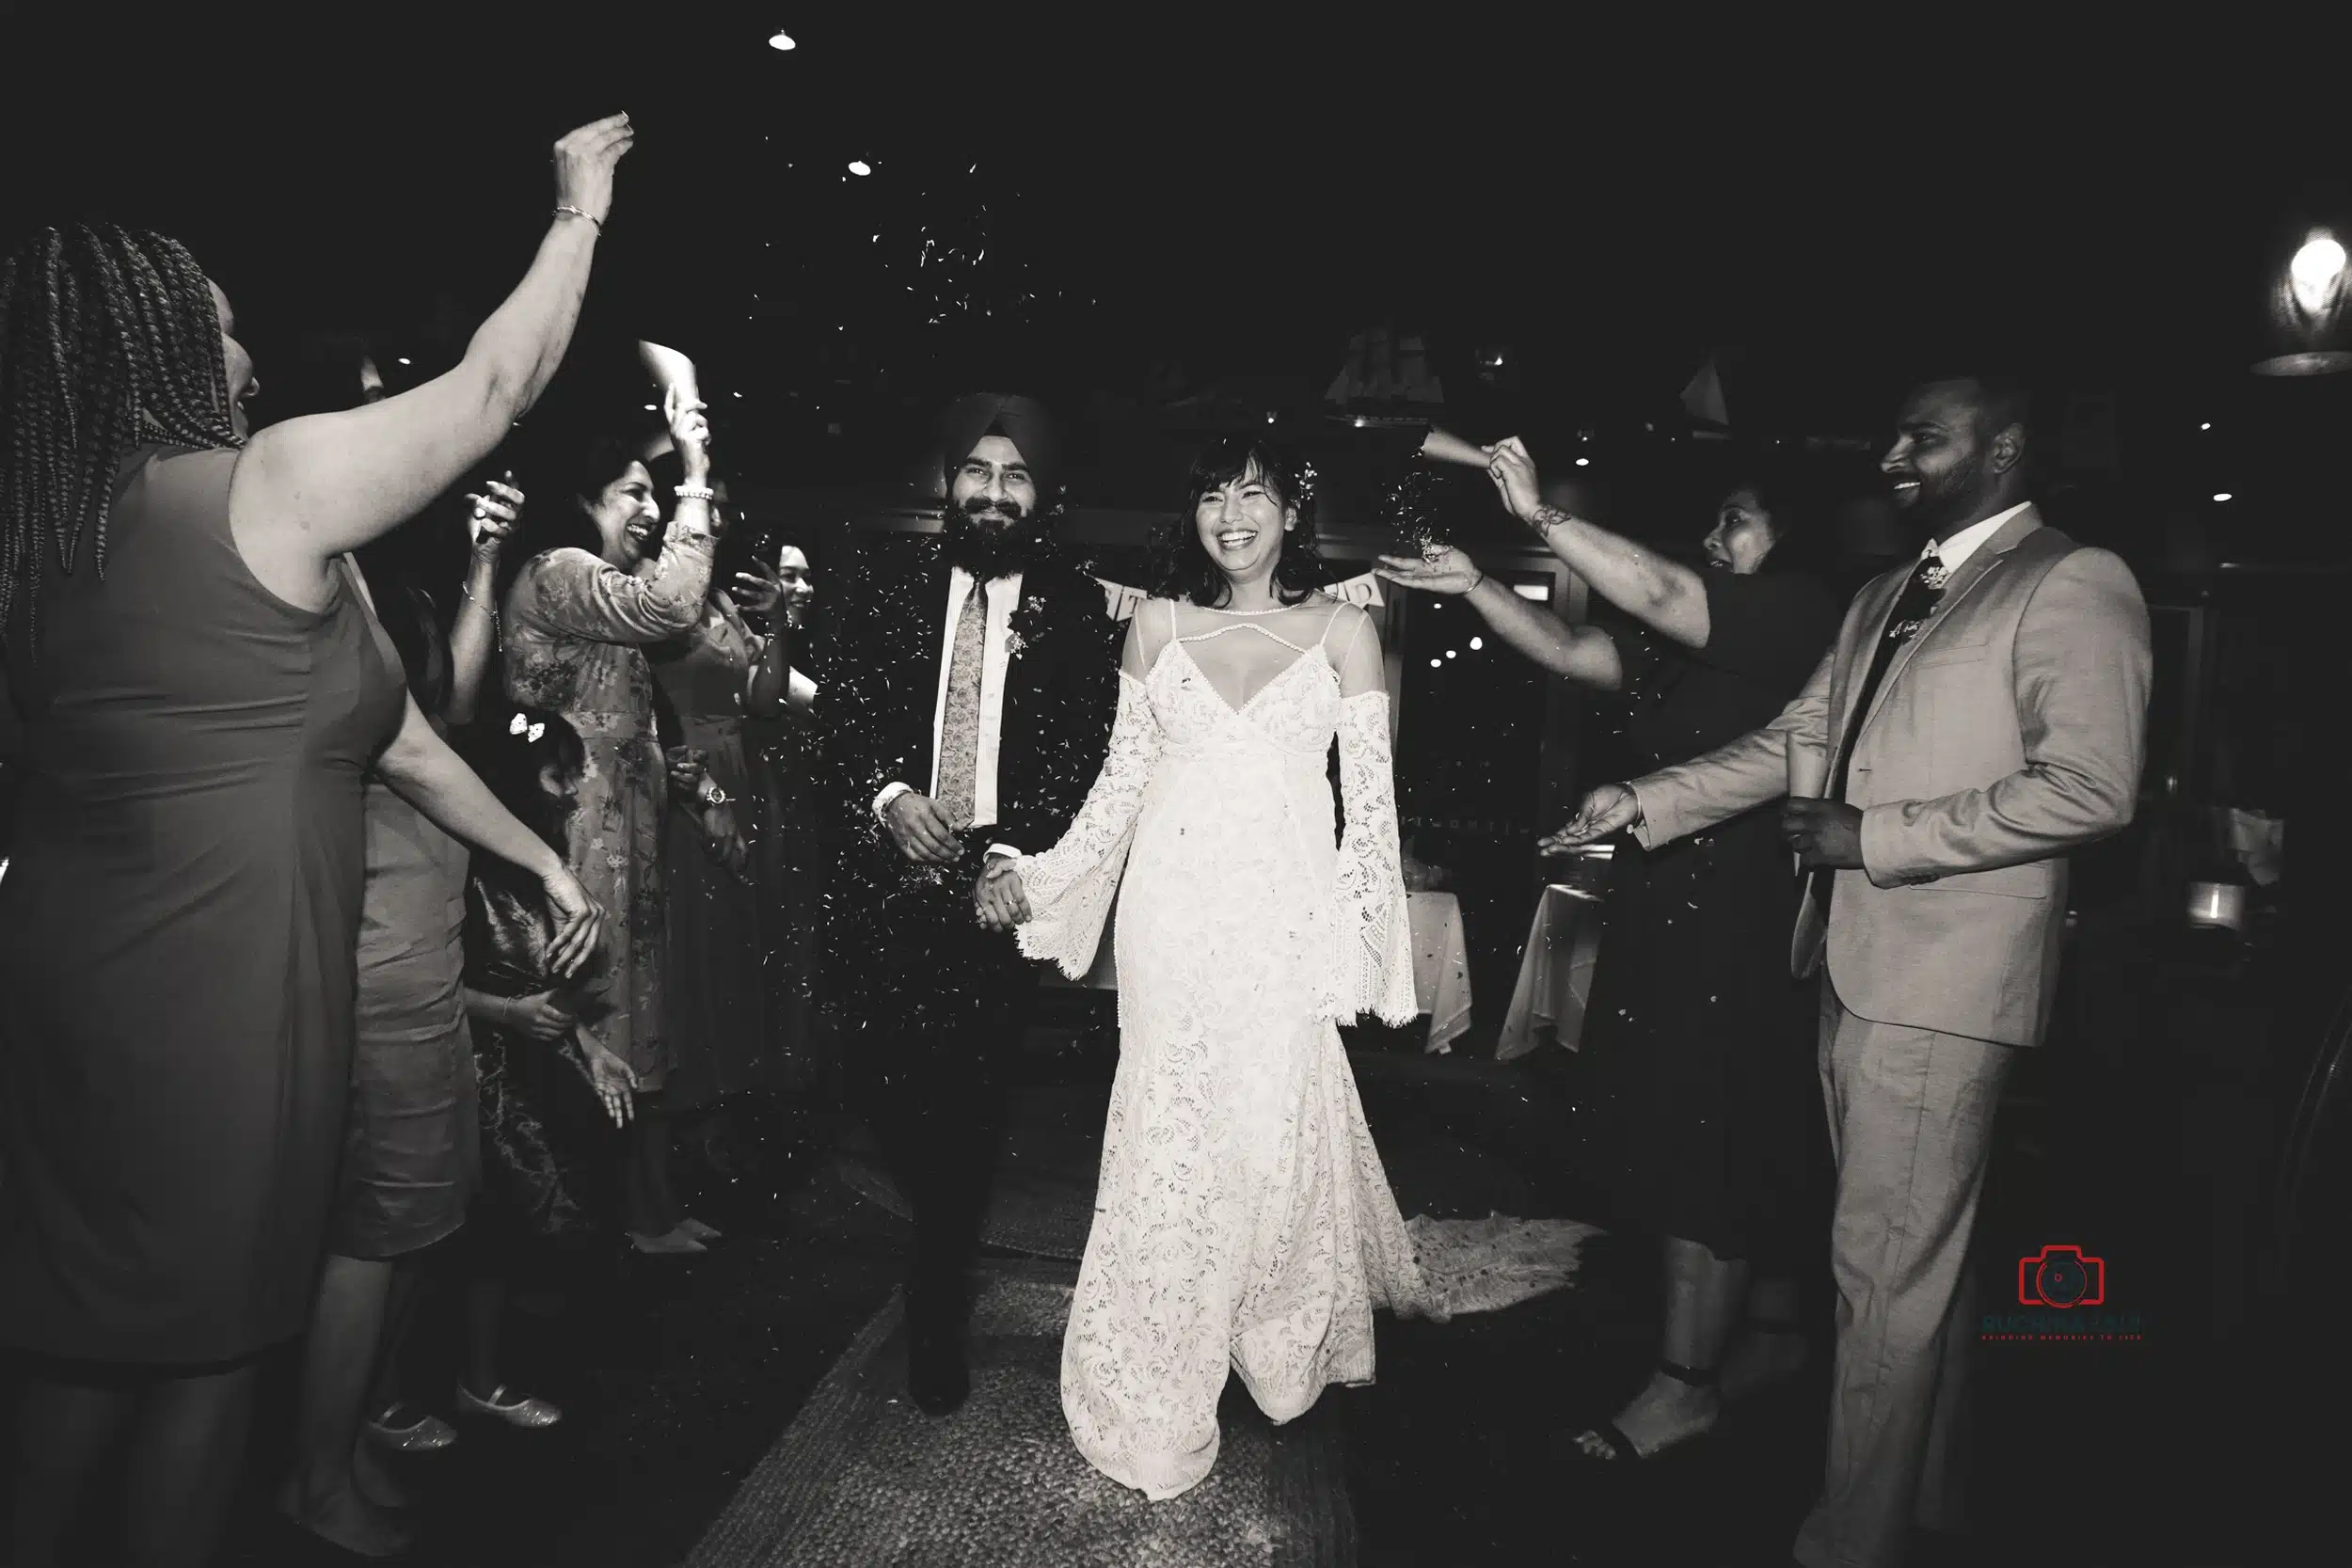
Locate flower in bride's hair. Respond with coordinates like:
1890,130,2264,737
510,712,530,735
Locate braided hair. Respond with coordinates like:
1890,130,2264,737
0,221,242,647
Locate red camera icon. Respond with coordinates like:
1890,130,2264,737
2017,1244,2105,1308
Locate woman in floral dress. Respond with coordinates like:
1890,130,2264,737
501,394,723,1251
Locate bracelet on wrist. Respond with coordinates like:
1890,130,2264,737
553,204,603,234
675,483,716,501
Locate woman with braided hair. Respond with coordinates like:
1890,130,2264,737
0,115,630,1567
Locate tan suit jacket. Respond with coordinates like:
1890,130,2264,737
1627,506,2151,1047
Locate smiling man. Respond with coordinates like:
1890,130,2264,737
818,393,1121,1416
1555,374,2153,1568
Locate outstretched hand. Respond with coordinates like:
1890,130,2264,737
1539,784,1640,852
465,472,522,558
1374,545,1484,596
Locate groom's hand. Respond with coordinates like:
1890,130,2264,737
1782,799,1864,869
883,791,961,864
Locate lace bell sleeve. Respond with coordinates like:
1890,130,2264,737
1327,606,1416,1025
1013,633,1166,979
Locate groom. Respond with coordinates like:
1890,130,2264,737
1560,374,2150,1568
819,393,1122,1413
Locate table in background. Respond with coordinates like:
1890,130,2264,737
1044,890,1473,1053
1496,884,1605,1061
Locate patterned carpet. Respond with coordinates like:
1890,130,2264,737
684,1262,1356,1568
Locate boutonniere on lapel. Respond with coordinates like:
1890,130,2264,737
1920,561,1951,592
1007,593,1048,660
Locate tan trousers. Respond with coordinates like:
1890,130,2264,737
1793,981,2015,1568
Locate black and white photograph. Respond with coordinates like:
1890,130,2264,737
0,12,2341,1566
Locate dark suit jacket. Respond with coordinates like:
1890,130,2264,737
817,535,1122,979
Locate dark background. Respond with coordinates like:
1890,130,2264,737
6,9,2345,566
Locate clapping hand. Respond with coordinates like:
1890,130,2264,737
539,865,607,978
1373,544,1484,595
465,472,522,558
552,112,632,230
731,556,783,619
975,856,1032,932
1485,436,1543,525
1539,784,1641,853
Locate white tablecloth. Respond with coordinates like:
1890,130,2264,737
1042,889,1473,1053
1496,884,1605,1061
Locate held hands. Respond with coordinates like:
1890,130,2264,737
1373,544,1484,596
552,113,633,227
1781,799,1865,869
1484,436,1543,525
465,472,522,559
883,790,961,866
538,866,607,978
974,856,1032,932
1539,784,1641,852
664,383,712,474
507,990,577,1043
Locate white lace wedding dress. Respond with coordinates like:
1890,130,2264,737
1014,595,1592,1500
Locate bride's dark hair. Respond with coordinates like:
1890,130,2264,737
1151,436,1327,609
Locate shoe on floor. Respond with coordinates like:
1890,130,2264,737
628,1226,707,1255
455,1382,563,1429
363,1403,457,1452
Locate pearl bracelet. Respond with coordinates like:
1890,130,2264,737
675,483,716,501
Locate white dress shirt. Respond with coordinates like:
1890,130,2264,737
1925,501,2030,575
874,566,1023,859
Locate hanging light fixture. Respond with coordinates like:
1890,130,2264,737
2253,188,2352,375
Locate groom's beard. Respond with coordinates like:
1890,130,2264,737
941,497,1055,581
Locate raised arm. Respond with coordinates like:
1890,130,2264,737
229,117,632,599
1486,437,1710,649
444,475,521,726
1373,546,1623,689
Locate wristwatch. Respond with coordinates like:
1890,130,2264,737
699,784,731,808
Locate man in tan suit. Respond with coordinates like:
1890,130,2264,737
1556,375,2151,1568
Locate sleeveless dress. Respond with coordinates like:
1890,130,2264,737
501,535,714,1089
0,444,406,1363
649,595,777,1108
1014,597,1594,1499
330,777,480,1259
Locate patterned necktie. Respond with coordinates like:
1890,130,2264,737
1808,550,1947,916
933,581,989,832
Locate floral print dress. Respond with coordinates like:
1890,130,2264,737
501,533,714,1086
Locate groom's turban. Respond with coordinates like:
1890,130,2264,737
938,392,1063,501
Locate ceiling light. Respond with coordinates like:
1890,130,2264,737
848,160,871,176
2213,492,2233,502
1574,456,1590,467
768,30,795,50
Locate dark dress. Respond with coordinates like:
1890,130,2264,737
649,596,777,1108
463,867,605,1244
1575,568,1839,1264
0,445,406,1362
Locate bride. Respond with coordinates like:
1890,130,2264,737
977,437,1588,1499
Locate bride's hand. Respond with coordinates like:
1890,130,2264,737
974,856,1032,931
